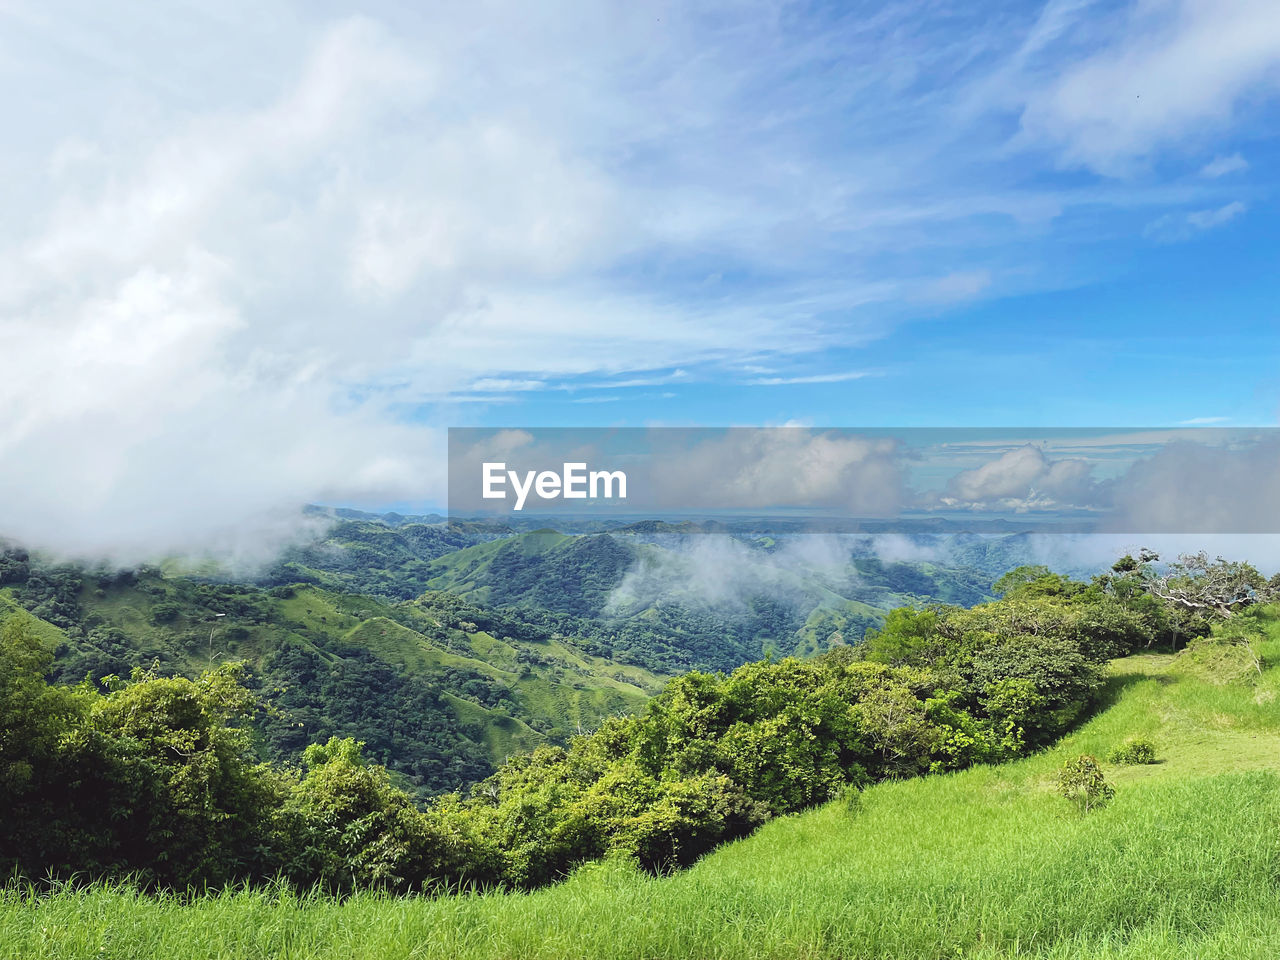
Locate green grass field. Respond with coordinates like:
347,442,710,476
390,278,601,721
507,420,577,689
5,621,1280,959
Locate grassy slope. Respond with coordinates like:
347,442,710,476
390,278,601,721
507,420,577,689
422,530,619,612
7,614,1280,959
0,592,69,649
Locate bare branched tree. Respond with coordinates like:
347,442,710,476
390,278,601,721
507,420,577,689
1134,550,1272,619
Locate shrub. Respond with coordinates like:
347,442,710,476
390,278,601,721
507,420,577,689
839,784,864,817
148,601,182,625
1107,737,1157,765
1057,754,1114,814
276,737,470,893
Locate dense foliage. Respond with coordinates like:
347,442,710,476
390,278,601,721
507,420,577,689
5,556,1218,894
261,518,504,600
1108,736,1158,765
0,550,667,797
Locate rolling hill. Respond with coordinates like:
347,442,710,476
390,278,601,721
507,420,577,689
14,610,1280,959
0,552,664,796
0,520,1103,794
421,528,1001,669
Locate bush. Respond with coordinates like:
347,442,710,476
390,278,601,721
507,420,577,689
148,601,182,625
276,737,463,893
1107,737,1157,765
1057,754,1115,814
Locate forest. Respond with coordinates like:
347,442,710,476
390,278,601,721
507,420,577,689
3,546,1268,894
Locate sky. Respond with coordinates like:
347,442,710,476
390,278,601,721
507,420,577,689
1,0,1279,557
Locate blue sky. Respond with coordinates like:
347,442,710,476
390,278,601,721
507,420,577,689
411,0,1280,429
1,0,1279,554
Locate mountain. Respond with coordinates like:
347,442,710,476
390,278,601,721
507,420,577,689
259,516,512,599
0,549,663,797
420,528,1004,669
0,519,1104,793
421,530,636,615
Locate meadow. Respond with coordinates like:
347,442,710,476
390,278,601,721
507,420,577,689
5,620,1279,960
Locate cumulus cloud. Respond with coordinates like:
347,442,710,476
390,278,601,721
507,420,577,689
936,444,1101,513
3,0,1279,561
0,20,451,563
647,429,906,515
1107,436,1280,534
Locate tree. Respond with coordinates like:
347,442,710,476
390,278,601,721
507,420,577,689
860,607,941,666
87,663,283,887
1137,551,1272,619
277,737,456,892
0,619,95,874
993,565,1079,600
1057,754,1114,814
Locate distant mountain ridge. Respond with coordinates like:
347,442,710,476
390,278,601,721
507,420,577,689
0,516,1102,795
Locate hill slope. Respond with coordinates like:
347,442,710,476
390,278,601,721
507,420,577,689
0,560,664,796
423,529,1000,670
15,611,1280,958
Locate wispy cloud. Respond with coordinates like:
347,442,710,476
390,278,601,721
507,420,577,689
748,371,874,386
468,378,548,393
1201,153,1249,177
916,270,993,303
1018,0,1280,175
1187,201,1248,230
1144,201,1247,242
574,369,690,390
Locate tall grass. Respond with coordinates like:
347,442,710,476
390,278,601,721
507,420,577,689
5,625,1280,960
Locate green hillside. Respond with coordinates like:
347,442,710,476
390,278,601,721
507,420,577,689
0,557,664,796
422,529,1000,671
11,610,1280,959
422,530,634,613
145,515,1054,678
258,517,508,599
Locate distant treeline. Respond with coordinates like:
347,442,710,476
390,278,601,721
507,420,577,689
1,552,1272,892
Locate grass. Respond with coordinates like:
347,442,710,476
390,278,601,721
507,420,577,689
5,616,1280,959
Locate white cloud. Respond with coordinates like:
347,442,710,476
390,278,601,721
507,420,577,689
1018,0,1280,175
1144,200,1247,241
939,444,1100,512
648,429,906,515
468,379,549,393
1,0,1277,559
916,270,993,303
1201,153,1249,177
1186,201,1248,229
747,371,873,386
1108,436,1280,533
